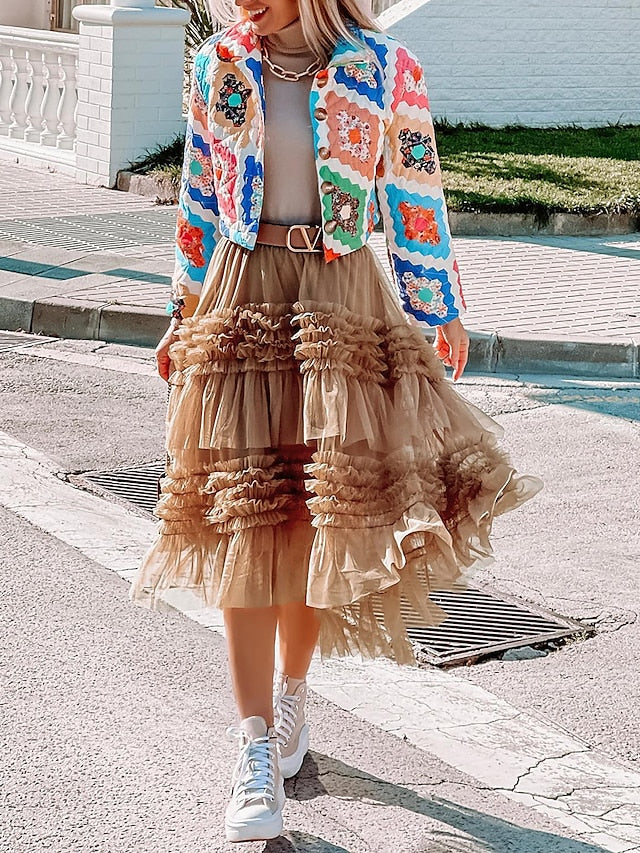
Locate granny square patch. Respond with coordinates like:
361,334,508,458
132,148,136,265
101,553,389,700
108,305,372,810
391,47,429,112
344,62,377,87
176,206,217,283
367,194,379,233
325,92,381,179
331,188,360,236
334,37,387,109
403,270,447,318
387,113,441,186
215,73,251,127
399,202,440,245
385,184,450,259
392,255,456,323
398,128,437,174
337,110,371,162
176,210,206,268
240,155,264,223
319,166,367,249
212,144,238,223
185,130,217,209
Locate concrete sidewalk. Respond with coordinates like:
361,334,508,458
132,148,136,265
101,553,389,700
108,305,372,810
1,163,639,377
3,397,640,851
2,500,603,853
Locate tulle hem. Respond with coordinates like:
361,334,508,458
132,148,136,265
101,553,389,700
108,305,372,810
128,238,542,664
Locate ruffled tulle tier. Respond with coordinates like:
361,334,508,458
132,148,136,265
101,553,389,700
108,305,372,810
129,238,542,664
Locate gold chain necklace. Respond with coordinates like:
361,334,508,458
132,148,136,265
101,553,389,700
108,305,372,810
262,42,321,82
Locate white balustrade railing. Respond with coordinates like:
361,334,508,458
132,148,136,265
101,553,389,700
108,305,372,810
0,26,78,153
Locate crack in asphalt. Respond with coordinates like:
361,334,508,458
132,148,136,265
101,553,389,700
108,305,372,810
412,779,495,793
349,695,522,731
595,803,640,823
495,748,592,795
540,787,640,810
508,780,640,837
592,611,639,632
576,827,640,850
299,767,488,802
434,712,523,731
470,574,638,636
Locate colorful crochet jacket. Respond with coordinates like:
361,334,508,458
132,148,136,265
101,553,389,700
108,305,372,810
173,19,466,326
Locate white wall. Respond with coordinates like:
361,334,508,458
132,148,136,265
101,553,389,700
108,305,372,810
0,0,50,30
382,0,640,126
74,3,189,186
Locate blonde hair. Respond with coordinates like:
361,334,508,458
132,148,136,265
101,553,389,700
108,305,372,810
208,0,381,64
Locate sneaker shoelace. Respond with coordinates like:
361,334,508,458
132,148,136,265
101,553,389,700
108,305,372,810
227,727,277,806
274,686,300,748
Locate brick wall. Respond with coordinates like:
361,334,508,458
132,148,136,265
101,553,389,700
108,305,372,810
74,5,188,186
382,0,640,126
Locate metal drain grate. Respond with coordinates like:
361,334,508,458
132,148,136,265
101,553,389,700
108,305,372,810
0,331,56,352
77,461,585,665
0,210,175,253
80,461,165,514
405,587,584,666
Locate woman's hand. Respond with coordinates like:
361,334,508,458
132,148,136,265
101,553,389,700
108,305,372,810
433,318,469,381
155,324,178,382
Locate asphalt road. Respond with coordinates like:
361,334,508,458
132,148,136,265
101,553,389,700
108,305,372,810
1,335,639,851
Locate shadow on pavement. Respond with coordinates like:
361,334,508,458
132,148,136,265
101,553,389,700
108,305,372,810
263,832,349,852
523,385,640,422
509,235,640,263
279,751,610,853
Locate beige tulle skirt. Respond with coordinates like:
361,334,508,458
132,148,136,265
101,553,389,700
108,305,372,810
129,237,541,664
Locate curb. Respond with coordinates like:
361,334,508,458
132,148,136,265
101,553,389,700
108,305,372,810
0,294,168,350
448,210,640,238
1,293,638,380
116,169,640,237
116,170,178,204
464,330,639,379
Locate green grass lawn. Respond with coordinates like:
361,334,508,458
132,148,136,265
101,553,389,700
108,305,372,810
129,124,640,218
436,124,640,219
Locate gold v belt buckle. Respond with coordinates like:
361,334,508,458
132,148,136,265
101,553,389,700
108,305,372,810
286,224,322,253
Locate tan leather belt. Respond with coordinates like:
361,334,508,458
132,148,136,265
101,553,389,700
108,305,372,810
257,222,323,253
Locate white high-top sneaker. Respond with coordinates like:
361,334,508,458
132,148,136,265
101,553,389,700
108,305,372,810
274,674,309,779
225,715,285,843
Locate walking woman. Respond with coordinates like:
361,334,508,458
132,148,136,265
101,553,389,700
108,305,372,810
129,0,541,841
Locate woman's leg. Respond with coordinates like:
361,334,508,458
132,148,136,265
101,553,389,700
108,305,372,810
276,601,320,679
272,602,318,780
223,605,284,843
224,606,278,725
224,598,318,723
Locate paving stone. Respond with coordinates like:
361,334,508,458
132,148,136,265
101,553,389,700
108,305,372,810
1,162,639,375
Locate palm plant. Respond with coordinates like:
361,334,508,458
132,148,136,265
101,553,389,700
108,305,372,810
158,0,220,110
160,0,219,54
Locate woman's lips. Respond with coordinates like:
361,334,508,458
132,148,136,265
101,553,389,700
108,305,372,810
248,7,268,22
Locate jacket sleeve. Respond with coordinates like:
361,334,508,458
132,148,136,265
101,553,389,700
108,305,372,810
376,43,465,327
170,48,220,319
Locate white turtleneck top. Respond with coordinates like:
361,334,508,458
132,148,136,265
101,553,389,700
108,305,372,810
261,18,322,226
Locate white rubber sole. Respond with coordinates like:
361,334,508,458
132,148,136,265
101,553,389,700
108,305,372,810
225,810,283,843
279,723,309,779
225,787,285,843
